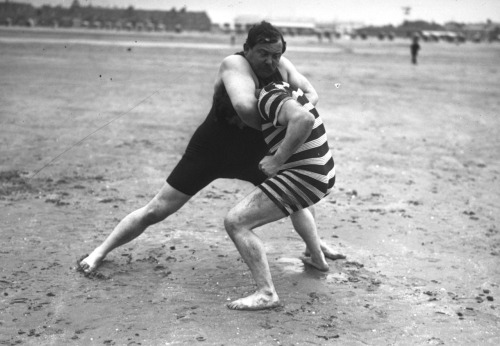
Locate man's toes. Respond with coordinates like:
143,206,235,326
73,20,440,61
226,302,240,310
325,253,346,260
81,263,93,272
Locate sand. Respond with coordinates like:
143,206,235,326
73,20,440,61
0,27,499,345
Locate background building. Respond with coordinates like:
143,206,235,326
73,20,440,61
0,0,211,31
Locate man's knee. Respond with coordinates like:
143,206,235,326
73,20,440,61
142,183,190,225
142,199,169,225
224,207,243,237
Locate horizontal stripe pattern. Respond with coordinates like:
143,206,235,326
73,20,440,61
257,82,336,215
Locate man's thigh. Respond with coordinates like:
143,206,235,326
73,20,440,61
228,188,287,230
166,149,220,196
147,183,192,218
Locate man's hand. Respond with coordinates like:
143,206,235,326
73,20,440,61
259,155,284,177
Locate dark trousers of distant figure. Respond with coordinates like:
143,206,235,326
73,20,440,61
411,52,418,64
411,44,420,65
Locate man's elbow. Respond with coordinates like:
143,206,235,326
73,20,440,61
293,110,315,130
308,93,319,106
233,102,254,120
304,112,316,129
233,102,260,128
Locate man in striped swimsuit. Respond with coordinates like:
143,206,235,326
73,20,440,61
257,82,335,216
224,24,338,311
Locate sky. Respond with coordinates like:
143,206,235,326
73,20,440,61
20,0,500,26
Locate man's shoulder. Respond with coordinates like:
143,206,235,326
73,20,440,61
220,54,252,74
222,54,247,66
278,56,293,69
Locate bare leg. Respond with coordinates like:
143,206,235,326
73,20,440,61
289,208,329,271
296,206,346,261
224,189,286,310
77,183,191,274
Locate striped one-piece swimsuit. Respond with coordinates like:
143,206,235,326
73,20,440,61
257,81,336,216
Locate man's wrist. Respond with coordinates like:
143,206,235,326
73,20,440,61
273,150,288,165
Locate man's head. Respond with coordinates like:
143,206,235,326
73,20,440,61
244,21,287,79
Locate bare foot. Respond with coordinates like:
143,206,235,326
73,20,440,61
304,242,346,261
300,256,329,272
76,252,105,276
227,291,280,311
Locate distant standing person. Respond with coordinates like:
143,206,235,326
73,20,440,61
410,35,420,65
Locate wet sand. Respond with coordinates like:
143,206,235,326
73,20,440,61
1,28,499,345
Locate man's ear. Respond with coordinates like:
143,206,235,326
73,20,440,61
243,43,249,52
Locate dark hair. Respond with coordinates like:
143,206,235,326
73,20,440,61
245,21,287,53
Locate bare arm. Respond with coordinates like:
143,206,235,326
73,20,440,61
274,100,315,163
259,100,315,177
280,57,319,105
219,55,261,130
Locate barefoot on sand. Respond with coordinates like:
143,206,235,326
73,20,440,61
300,256,329,272
227,291,281,311
305,243,346,261
76,253,105,276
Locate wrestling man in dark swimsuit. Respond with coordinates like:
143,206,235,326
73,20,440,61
78,22,345,309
